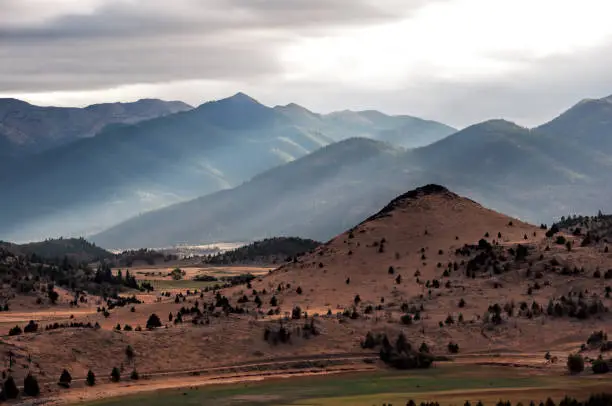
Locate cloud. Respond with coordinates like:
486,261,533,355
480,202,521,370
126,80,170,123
0,0,415,92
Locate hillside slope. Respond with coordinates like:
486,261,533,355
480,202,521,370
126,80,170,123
238,184,540,310
223,184,611,354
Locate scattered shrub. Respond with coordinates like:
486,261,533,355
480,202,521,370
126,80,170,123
448,342,460,353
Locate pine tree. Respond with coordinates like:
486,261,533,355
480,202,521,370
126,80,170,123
3,376,19,399
23,373,40,396
146,313,162,329
59,369,72,388
111,367,121,382
86,370,96,386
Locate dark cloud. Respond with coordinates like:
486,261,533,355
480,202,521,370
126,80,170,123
0,0,414,92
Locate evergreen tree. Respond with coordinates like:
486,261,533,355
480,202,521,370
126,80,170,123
86,370,96,386
58,369,72,388
3,376,19,399
23,373,40,396
111,367,121,382
146,313,162,329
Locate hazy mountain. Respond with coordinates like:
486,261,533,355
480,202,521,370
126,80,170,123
91,102,612,249
0,98,192,157
537,94,612,146
91,138,408,248
408,118,612,222
0,93,452,243
274,104,456,148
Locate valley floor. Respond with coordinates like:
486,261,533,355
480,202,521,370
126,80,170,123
47,364,610,406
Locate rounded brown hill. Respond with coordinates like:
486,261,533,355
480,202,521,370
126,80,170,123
241,184,539,311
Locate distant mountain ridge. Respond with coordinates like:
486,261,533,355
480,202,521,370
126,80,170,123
274,103,456,148
0,93,454,242
1,237,112,263
0,98,192,156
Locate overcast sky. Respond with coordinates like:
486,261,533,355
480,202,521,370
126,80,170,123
2,0,612,128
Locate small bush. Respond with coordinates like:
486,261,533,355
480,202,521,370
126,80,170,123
130,370,140,380
567,353,585,374
592,357,610,374
8,325,22,336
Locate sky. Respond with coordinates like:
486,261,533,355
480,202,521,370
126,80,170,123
3,0,612,128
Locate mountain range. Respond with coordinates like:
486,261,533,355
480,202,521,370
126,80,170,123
92,94,612,249
0,98,192,157
0,93,455,242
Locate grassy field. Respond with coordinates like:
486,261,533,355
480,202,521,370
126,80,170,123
84,366,610,406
